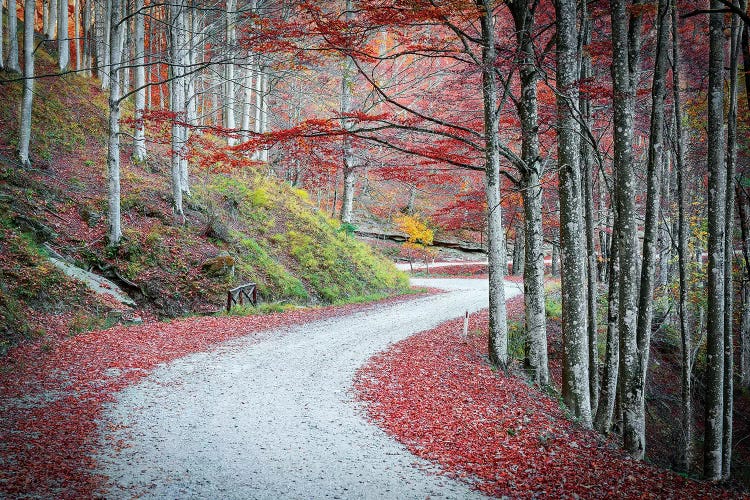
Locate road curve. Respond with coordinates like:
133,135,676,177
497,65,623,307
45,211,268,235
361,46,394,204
97,278,522,499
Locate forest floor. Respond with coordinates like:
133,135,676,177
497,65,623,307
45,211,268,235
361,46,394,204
355,290,747,499
0,278,495,498
1,276,747,498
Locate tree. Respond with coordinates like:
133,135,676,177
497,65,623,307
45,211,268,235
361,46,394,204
394,213,435,272
671,0,693,471
556,0,591,427
611,0,644,458
106,0,125,245
722,0,746,479
634,0,670,455
339,0,357,224
17,0,34,167
58,0,70,70
169,0,189,217
703,0,727,481
579,2,598,412
0,0,3,71
508,0,548,386
48,0,58,40
7,0,21,72
132,0,147,163
477,0,510,369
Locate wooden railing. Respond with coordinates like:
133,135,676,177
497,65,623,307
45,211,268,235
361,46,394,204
227,283,258,312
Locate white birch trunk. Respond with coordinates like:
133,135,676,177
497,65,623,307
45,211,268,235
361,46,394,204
58,0,69,69
7,0,20,72
132,0,146,162
18,0,34,167
106,0,123,245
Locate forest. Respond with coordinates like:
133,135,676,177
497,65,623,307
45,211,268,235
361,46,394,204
1,0,750,496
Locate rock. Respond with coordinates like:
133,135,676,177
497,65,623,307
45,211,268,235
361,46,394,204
47,255,137,307
201,251,235,277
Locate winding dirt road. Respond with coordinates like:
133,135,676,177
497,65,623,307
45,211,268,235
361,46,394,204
97,278,522,499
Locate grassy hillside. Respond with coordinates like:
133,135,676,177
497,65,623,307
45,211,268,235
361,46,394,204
0,39,407,354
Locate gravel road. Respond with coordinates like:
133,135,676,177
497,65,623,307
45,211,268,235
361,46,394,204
97,278,523,499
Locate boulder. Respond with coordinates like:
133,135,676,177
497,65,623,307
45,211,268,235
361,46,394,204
201,251,235,277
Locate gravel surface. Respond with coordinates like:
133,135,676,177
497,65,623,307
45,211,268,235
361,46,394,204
97,278,523,499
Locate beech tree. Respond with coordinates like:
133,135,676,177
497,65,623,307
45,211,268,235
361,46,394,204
671,0,692,471
611,0,644,458
132,0,147,162
17,0,34,167
7,0,21,72
703,0,727,481
508,0,547,386
58,0,69,69
106,0,125,244
339,0,357,224
555,0,591,428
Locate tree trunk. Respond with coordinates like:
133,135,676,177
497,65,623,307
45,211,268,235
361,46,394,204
106,0,123,245
241,59,255,142
580,6,599,413
0,0,4,70
169,0,187,217
83,0,91,76
551,237,560,276
259,71,269,162
595,223,620,433
611,0,644,459
18,0,34,167
634,0,669,453
225,0,237,146
512,223,525,275
339,0,356,223
58,0,69,69
48,0,57,39
132,0,147,162
556,0,592,428
703,0,727,481
722,3,743,479
7,0,21,72
740,188,750,388
672,1,693,472
74,0,81,71
42,0,49,37
478,0,509,370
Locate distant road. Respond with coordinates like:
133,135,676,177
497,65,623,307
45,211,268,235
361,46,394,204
394,260,488,271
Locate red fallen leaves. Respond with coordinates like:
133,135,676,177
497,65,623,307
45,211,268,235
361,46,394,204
353,295,744,499
0,291,429,498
